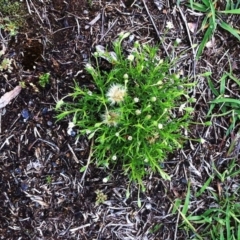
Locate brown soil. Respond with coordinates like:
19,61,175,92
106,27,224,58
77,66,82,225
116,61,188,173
0,0,240,239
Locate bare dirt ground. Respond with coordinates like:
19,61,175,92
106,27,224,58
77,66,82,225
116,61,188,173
0,0,240,239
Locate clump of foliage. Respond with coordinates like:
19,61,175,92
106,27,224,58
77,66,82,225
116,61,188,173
0,0,21,16
0,58,13,71
95,190,107,206
0,0,25,36
0,17,18,36
39,73,50,88
186,0,240,58
56,32,194,188
207,70,240,137
175,160,240,240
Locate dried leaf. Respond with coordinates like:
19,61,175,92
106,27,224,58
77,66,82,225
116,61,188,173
95,45,117,63
0,86,21,109
0,43,7,57
206,37,215,48
188,22,197,33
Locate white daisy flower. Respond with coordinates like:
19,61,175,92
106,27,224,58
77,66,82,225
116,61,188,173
128,136,133,141
68,122,75,129
127,54,134,61
134,97,139,103
135,109,141,115
102,110,120,127
106,84,127,105
166,21,174,29
151,97,157,102
102,177,108,183
176,38,181,44
145,115,152,120
123,74,129,80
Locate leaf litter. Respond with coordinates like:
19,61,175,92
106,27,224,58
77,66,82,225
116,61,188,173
0,0,240,239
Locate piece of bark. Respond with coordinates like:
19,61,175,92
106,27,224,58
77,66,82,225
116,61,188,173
0,86,21,109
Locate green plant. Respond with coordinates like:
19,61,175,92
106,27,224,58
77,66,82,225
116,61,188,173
56,32,194,189
185,160,240,240
87,0,93,8
95,189,107,206
173,158,240,240
207,71,240,136
0,0,21,16
187,0,240,58
0,17,18,36
0,58,13,71
0,0,24,36
39,73,50,88
46,175,52,184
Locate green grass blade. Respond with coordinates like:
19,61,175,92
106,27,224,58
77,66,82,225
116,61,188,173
219,73,227,94
189,2,209,12
211,98,240,105
219,9,240,14
202,0,210,7
238,223,240,240
237,1,240,8
172,198,181,214
196,176,213,197
197,26,213,58
182,182,190,215
219,21,240,41
207,103,216,117
226,205,231,240
226,72,240,87
207,77,219,96
209,1,216,27
200,15,210,32
226,0,231,10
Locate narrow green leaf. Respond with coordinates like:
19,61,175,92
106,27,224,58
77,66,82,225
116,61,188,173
197,21,215,58
208,77,219,96
226,72,240,87
209,1,216,27
202,0,210,7
200,15,210,31
219,21,240,41
80,166,87,172
219,9,240,14
226,205,231,240
207,103,216,117
219,74,227,94
172,198,181,214
211,98,240,105
182,182,190,215
226,0,231,10
196,176,213,197
238,223,240,240
200,71,212,77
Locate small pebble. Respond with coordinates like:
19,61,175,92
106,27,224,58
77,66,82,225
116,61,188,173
15,168,21,174
67,128,76,137
145,203,152,210
42,107,48,115
180,177,188,185
159,163,165,168
21,109,30,120
83,10,89,15
47,121,53,126
82,53,88,59
52,162,57,168
28,100,34,106
21,182,29,191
